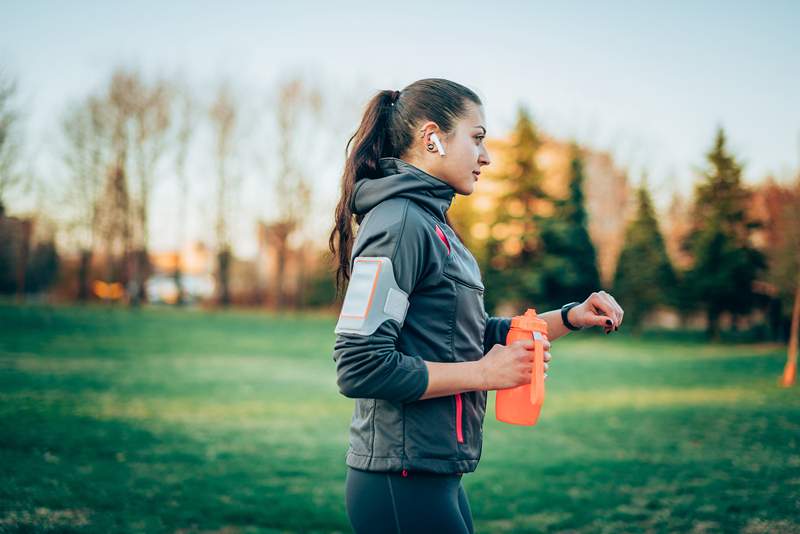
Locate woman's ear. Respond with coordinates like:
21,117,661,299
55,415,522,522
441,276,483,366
417,121,442,142
418,122,447,156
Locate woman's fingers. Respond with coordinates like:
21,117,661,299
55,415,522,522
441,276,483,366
606,292,624,327
590,291,622,330
594,292,619,324
601,291,623,326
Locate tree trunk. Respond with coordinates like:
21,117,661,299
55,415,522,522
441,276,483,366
15,219,33,302
216,248,231,307
78,249,92,302
173,266,185,306
706,308,721,342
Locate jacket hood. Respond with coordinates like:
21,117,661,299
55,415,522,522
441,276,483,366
349,157,456,222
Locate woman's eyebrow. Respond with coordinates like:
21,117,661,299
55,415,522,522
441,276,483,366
474,125,486,134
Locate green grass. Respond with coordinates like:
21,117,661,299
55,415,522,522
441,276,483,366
1,302,798,533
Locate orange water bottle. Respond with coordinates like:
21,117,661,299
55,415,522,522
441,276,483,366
495,308,548,426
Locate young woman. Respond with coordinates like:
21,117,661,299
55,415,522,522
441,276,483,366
328,78,624,533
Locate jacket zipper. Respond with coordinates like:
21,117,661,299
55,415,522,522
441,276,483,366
455,393,464,443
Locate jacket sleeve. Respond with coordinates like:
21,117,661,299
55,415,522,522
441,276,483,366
483,311,512,354
332,202,437,404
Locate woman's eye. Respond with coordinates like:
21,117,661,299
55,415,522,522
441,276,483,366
475,136,485,143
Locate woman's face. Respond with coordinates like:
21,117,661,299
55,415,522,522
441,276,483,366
411,101,492,195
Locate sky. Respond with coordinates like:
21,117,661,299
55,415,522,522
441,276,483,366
1,0,799,257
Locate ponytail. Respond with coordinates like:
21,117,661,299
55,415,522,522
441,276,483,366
328,90,398,299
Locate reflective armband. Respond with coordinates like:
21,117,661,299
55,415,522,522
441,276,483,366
334,256,410,336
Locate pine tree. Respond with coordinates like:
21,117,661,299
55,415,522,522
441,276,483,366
536,144,601,310
613,178,676,333
682,127,765,340
482,105,550,313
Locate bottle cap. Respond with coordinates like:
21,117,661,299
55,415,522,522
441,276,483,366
510,308,548,334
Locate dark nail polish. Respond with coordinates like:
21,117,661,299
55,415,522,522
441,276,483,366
606,330,609,335
615,326,618,331
606,319,612,326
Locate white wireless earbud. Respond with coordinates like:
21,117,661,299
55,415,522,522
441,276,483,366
430,133,446,156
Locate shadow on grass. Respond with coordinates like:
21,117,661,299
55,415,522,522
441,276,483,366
0,409,351,533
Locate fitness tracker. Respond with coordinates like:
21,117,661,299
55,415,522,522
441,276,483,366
560,301,582,331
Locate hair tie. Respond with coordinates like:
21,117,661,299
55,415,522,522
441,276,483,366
390,90,401,106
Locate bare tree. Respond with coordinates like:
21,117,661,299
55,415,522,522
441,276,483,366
171,84,195,306
268,77,322,309
780,173,800,387
94,70,139,298
129,75,172,305
0,71,22,216
209,82,239,307
76,68,175,306
60,95,112,300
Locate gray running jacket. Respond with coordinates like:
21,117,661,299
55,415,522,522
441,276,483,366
332,157,512,475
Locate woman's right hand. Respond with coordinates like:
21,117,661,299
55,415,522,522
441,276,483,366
478,338,552,391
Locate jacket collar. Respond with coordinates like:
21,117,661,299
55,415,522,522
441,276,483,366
349,157,456,223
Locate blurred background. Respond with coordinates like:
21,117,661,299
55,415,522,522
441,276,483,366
1,1,798,532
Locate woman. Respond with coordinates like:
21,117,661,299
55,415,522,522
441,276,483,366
328,78,624,533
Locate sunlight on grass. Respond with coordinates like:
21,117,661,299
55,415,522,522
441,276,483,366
548,385,768,413
1,304,798,532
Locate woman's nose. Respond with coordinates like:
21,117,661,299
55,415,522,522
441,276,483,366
479,147,491,166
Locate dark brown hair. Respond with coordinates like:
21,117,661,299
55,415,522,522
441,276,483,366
328,78,482,298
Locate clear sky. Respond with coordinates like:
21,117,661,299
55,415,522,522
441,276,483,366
1,0,798,256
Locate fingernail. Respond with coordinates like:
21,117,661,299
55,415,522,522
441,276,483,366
615,326,618,331
606,330,610,335
606,319,612,326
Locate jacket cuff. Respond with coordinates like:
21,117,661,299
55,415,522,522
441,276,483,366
406,358,430,403
484,316,512,354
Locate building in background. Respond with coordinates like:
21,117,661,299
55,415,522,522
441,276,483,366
148,241,215,304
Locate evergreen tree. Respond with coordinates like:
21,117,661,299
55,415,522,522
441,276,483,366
537,144,601,310
682,127,765,340
482,105,550,313
612,178,676,333
25,240,60,294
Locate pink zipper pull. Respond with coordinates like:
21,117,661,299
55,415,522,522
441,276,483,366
401,469,408,477
435,224,451,255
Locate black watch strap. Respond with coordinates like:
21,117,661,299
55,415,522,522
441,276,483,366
561,301,582,331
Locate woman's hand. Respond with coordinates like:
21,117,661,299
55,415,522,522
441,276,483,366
479,338,552,391
569,290,625,334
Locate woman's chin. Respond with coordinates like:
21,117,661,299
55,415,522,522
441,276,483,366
457,183,475,195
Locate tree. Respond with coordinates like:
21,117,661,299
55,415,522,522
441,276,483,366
262,77,322,310
483,105,550,313
612,177,677,333
682,127,765,340
25,240,60,294
209,82,239,307
61,95,110,301
171,84,195,306
537,144,602,310
758,175,800,385
0,71,23,215
128,71,173,305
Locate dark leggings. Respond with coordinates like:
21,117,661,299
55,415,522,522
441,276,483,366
344,466,474,534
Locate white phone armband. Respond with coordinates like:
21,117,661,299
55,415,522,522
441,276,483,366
334,256,410,336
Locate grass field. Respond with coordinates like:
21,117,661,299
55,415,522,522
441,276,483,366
1,302,799,533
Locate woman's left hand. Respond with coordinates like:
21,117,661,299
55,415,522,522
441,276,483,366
569,291,625,334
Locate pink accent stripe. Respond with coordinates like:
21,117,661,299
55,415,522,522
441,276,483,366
455,393,464,443
435,225,451,255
